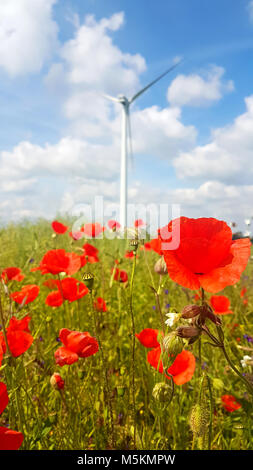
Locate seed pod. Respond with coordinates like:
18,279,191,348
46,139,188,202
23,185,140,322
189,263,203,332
189,404,209,437
154,257,168,275
82,272,94,291
181,304,202,319
152,382,173,403
176,326,200,338
163,332,184,356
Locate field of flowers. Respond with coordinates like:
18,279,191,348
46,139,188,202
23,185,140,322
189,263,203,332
0,217,252,451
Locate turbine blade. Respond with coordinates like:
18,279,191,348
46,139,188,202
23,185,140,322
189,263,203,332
102,93,121,103
129,60,181,104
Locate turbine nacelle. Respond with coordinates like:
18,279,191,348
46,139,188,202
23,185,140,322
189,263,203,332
117,95,130,107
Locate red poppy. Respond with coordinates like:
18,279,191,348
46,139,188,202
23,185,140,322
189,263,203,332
143,238,162,255
240,287,247,298
45,277,89,307
51,220,68,234
112,268,128,283
1,267,25,283
10,284,39,305
161,217,251,293
82,223,105,238
94,297,107,312
81,243,99,264
134,219,145,228
32,249,81,276
210,295,233,315
55,328,99,366
0,316,33,358
0,382,9,415
69,231,83,240
147,348,195,385
0,427,24,450
108,220,121,231
46,290,63,307
221,394,241,412
0,340,4,367
136,329,160,348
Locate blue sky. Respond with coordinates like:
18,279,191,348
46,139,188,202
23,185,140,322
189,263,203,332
0,0,253,231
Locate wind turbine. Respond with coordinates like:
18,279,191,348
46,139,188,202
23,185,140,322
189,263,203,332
103,61,181,230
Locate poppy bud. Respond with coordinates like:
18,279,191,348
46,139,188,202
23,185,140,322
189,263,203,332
152,382,173,403
201,304,222,326
50,373,64,390
163,332,184,357
176,326,200,338
189,404,209,437
181,305,202,319
154,257,168,275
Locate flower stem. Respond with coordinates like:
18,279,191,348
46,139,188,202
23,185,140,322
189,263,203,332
129,249,137,448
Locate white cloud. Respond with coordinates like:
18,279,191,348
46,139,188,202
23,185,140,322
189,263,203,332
174,95,253,184
131,105,196,159
247,1,253,23
0,0,58,77
167,65,234,107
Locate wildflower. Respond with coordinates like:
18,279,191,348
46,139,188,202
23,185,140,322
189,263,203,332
160,217,251,293
240,355,252,368
0,427,24,450
165,312,181,327
112,268,128,283
108,220,121,231
0,316,34,358
45,277,89,307
125,250,138,259
81,243,99,264
147,348,196,385
51,220,68,234
10,284,39,305
243,334,253,344
32,249,81,276
210,295,233,315
82,223,105,238
221,395,241,412
55,328,99,367
134,219,145,228
50,373,65,390
135,329,160,348
0,382,9,415
1,267,24,283
0,383,24,449
240,287,247,298
70,231,83,240
94,297,107,312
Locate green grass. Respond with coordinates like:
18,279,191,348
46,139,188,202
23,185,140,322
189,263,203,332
0,219,252,450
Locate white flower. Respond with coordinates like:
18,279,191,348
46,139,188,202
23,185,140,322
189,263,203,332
165,312,181,328
240,355,252,368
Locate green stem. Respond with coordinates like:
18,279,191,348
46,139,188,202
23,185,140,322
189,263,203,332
129,249,137,448
89,292,115,448
207,375,213,450
221,343,253,396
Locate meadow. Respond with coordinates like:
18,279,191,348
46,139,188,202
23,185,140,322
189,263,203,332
0,217,252,451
